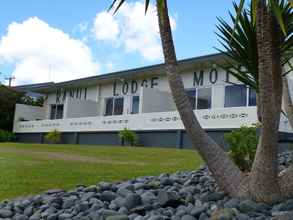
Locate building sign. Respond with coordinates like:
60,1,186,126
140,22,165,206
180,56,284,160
111,68,234,96
193,69,232,86
113,77,159,96
56,87,87,103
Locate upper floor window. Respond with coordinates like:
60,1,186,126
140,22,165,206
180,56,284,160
249,88,257,106
104,97,124,116
197,87,212,109
50,104,64,119
186,87,212,110
131,96,140,114
224,85,257,107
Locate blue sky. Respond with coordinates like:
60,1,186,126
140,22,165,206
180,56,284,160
0,0,239,85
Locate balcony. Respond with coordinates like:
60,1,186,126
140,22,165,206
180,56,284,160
13,106,271,133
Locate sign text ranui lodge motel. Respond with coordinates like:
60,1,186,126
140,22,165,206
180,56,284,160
13,53,293,149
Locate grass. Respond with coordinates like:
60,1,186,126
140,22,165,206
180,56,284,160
0,143,203,201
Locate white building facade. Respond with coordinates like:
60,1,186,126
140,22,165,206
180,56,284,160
13,53,293,148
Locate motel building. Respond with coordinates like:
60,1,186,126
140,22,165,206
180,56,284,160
13,53,293,149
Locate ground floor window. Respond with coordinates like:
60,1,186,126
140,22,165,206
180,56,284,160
131,96,140,114
186,87,212,110
104,97,124,116
50,104,64,119
225,85,257,107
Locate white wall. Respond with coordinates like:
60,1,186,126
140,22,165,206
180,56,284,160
13,106,259,133
64,97,99,119
39,66,245,118
14,104,45,123
87,86,99,101
140,87,176,113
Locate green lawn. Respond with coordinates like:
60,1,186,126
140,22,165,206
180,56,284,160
0,143,203,201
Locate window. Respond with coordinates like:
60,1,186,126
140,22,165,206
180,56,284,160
56,105,64,119
114,97,124,115
105,98,114,116
197,88,212,109
50,104,64,119
50,105,56,119
104,97,124,116
225,85,247,107
186,87,212,110
132,96,140,114
249,88,257,106
225,85,256,107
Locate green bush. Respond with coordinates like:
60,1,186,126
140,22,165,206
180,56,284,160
0,130,16,142
45,130,61,144
119,128,138,146
224,125,258,172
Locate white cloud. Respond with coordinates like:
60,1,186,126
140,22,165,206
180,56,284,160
92,1,176,61
0,17,99,85
94,12,120,41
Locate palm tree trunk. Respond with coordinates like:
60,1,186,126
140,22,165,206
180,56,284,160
283,76,293,129
256,93,262,122
155,0,246,197
249,0,283,203
279,76,293,199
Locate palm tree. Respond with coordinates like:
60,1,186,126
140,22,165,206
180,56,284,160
218,0,293,201
216,0,292,123
110,0,293,203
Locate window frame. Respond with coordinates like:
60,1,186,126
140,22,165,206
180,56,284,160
185,86,213,110
113,97,124,115
196,87,212,110
104,96,124,116
224,84,257,108
50,104,64,120
131,95,140,114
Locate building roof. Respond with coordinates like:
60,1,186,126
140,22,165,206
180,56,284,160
14,52,226,93
13,82,55,92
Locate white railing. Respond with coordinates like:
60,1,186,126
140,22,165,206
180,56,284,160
13,106,274,133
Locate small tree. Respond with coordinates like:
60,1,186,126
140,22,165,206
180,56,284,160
45,130,61,144
225,125,258,172
0,130,16,142
119,128,138,146
0,85,24,131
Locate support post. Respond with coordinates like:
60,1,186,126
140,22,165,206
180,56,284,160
176,130,183,149
40,133,43,144
74,132,79,145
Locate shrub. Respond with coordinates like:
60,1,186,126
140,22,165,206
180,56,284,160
119,128,138,146
0,130,16,142
224,125,258,172
45,129,61,144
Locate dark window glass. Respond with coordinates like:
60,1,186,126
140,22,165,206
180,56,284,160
56,105,64,119
50,105,56,119
50,104,63,119
249,88,257,106
114,97,124,115
186,89,196,109
197,88,212,109
225,85,247,107
132,96,140,114
105,98,114,116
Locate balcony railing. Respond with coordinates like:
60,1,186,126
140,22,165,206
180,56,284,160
12,106,271,133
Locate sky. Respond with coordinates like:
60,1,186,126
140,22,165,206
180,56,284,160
0,0,239,86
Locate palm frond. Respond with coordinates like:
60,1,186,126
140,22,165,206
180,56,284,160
216,0,292,94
